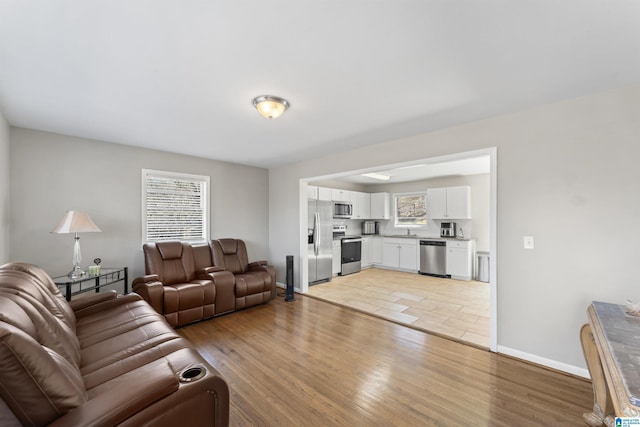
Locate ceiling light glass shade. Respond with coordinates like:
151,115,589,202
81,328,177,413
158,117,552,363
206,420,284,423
361,172,391,181
252,95,290,119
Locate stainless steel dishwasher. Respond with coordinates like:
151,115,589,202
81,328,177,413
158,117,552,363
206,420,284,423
419,240,448,277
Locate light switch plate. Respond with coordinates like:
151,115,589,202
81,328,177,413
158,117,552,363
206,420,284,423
523,236,535,249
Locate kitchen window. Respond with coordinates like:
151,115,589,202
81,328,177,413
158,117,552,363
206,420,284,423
142,169,210,243
394,192,427,227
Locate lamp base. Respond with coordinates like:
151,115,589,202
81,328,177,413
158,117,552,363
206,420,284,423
68,266,86,279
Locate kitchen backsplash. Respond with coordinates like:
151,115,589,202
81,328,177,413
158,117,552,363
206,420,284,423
333,218,473,239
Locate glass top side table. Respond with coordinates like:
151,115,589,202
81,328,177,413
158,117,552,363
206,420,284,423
53,267,128,301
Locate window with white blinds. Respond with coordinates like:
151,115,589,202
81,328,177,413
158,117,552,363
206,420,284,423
142,169,210,243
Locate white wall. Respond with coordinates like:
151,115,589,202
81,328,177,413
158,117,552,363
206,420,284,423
0,111,9,264
9,128,269,281
269,85,640,372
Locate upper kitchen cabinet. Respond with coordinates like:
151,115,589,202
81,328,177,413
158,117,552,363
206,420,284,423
307,185,318,200
427,186,471,219
307,185,332,201
370,192,390,220
352,192,371,219
331,189,352,202
318,187,332,201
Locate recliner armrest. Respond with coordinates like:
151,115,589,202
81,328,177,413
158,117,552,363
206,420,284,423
132,277,165,315
248,261,268,270
132,274,160,284
48,359,179,427
197,266,224,275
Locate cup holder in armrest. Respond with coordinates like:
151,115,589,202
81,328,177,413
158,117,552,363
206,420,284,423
179,366,207,383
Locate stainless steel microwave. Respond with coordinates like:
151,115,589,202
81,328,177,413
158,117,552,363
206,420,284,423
333,202,352,219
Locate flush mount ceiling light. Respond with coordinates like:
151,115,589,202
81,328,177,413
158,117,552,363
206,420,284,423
361,172,391,181
252,95,290,119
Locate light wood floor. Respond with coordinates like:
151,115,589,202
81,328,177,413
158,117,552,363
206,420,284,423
179,296,592,426
306,268,490,348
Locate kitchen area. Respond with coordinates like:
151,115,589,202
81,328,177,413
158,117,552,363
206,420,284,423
305,158,491,347
307,184,486,284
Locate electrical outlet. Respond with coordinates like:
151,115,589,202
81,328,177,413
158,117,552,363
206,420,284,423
523,236,535,249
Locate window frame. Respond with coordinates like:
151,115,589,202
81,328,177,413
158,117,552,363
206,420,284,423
141,168,210,244
393,191,428,229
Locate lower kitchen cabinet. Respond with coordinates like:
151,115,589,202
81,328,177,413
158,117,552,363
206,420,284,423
445,239,476,280
332,240,341,275
370,236,382,265
361,237,370,267
382,238,418,271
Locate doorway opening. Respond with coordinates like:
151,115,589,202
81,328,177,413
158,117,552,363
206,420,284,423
298,148,497,351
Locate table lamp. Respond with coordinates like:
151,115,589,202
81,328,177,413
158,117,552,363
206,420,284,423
51,211,101,279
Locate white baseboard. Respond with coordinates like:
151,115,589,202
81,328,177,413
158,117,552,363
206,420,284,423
497,345,590,379
276,281,286,289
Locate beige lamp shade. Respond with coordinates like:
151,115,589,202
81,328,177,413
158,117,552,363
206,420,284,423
51,211,101,234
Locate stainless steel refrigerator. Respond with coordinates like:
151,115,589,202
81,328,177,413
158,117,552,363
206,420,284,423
308,199,332,284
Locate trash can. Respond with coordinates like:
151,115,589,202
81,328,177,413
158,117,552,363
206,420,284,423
476,251,490,282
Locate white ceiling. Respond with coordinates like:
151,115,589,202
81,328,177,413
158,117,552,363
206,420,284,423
340,156,490,185
1,1,639,169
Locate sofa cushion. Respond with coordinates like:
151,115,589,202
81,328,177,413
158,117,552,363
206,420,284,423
0,323,87,426
0,269,76,332
0,293,81,368
0,263,76,332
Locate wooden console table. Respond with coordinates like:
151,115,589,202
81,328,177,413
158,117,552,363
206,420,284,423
581,301,640,426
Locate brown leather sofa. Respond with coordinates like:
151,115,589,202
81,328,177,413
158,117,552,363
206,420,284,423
0,262,229,427
133,239,275,327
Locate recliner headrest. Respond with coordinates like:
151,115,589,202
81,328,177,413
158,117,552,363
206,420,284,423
218,239,239,255
156,241,184,260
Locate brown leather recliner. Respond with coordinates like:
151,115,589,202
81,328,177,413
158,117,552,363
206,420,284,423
209,239,276,310
133,241,226,327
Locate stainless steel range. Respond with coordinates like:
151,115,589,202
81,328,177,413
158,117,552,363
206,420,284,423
340,236,362,276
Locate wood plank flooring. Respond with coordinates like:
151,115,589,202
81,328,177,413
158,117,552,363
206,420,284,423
178,296,592,426
307,268,490,348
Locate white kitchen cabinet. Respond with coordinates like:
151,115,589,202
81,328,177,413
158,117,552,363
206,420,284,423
352,191,371,219
382,237,418,271
307,185,318,200
308,186,332,201
331,189,351,202
427,186,471,219
332,240,341,275
318,186,332,201
370,236,383,264
370,192,390,220
445,239,476,281
361,237,370,267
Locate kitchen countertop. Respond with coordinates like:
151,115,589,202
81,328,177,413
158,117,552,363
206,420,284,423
333,234,474,241
379,235,473,242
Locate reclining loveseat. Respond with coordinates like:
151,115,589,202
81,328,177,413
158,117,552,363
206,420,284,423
0,262,229,427
133,239,276,328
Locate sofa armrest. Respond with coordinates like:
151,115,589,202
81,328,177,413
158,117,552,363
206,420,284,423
73,293,143,319
132,277,165,315
48,360,178,427
69,290,118,312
